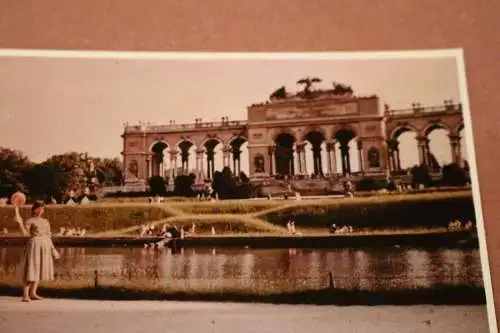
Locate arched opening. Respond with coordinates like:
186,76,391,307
275,132,296,177
204,139,223,180
391,127,419,171
304,131,326,176
230,137,248,177
426,125,451,172
177,140,197,176
150,142,169,178
333,129,358,175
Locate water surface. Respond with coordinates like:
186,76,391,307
0,246,483,291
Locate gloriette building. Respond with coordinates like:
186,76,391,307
120,78,464,193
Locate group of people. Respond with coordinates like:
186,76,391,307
448,220,474,231
63,189,96,205
57,226,86,237
286,219,301,235
329,224,355,234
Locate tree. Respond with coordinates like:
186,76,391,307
174,174,196,196
148,176,166,195
44,152,88,193
441,163,468,187
93,157,123,186
212,167,237,199
410,165,432,188
356,178,388,192
0,147,32,197
25,163,64,202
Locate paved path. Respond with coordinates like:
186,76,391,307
0,297,491,333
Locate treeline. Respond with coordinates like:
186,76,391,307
0,147,123,202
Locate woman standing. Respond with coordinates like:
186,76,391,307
14,200,60,302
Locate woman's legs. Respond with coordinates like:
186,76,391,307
22,282,32,301
29,280,42,299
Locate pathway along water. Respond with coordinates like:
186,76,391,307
0,246,483,293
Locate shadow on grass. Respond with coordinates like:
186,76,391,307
0,284,486,306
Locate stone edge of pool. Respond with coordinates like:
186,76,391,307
0,230,478,249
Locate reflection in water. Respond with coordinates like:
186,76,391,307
0,246,484,292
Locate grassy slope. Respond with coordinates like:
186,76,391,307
0,190,474,236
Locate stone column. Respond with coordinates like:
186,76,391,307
223,146,231,169
295,142,305,175
449,134,462,165
302,149,307,174
417,136,429,166
268,145,276,176
395,147,401,170
387,139,399,171
357,140,364,173
197,149,205,181
340,145,350,175
169,150,178,179
387,144,394,171
325,141,333,175
146,156,151,180
331,140,337,175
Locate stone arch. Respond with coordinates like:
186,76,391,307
389,124,419,141
199,134,225,148
422,122,452,172
228,136,248,176
303,130,327,176
333,127,358,175
174,138,196,149
203,138,224,179
387,125,419,172
150,141,169,178
420,122,451,137
228,134,248,145
274,132,296,176
149,140,169,153
332,124,358,142
454,122,464,136
176,139,196,176
271,128,298,142
299,126,327,143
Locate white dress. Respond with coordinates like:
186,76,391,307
20,217,56,282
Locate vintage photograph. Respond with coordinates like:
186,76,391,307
0,50,495,332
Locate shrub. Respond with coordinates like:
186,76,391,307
410,165,432,188
441,163,468,187
356,178,388,192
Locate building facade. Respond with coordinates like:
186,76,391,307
120,81,464,191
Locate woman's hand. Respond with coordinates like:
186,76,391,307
52,248,60,260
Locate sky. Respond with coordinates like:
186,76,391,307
0,53,468,174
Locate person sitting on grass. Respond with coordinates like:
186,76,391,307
464,220,474,230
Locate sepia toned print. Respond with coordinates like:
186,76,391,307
0,50,495,333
